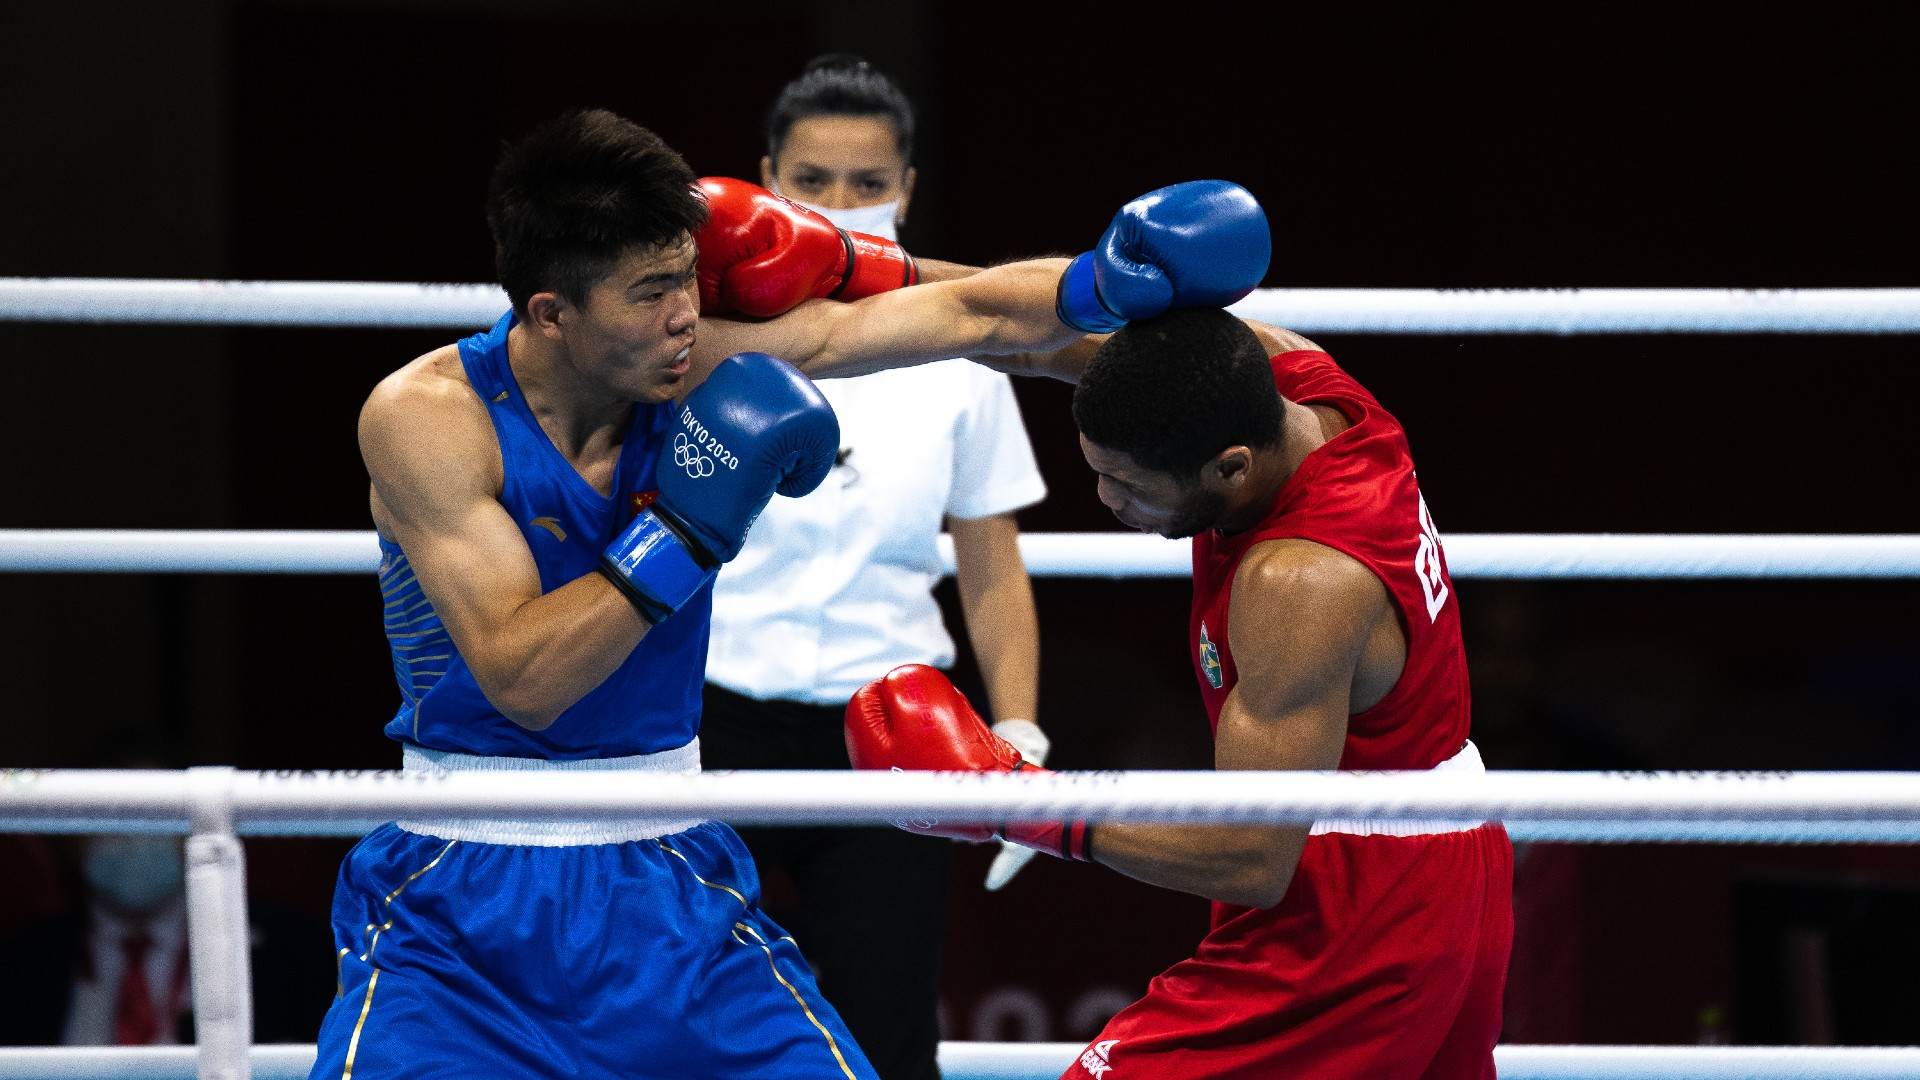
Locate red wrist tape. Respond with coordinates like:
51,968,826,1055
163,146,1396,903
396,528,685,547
1062,820,1093,862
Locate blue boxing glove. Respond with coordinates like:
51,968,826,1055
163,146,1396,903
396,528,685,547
1056,180,1271,334
599,353,839,623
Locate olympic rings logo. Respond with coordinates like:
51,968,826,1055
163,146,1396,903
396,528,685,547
673,433,716,479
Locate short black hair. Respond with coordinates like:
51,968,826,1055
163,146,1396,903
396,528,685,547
1072,309,1283,476
765,54,915,163
485,108,707,316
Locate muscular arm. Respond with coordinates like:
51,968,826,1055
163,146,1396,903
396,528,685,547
949,513,1040,726
691,258,1081,382
361,359,649,731
1086,540,1390,908
911,257,985,283
976,318,1322,386
975,334,1108,384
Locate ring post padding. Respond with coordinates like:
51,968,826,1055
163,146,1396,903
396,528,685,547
184,767,252,1080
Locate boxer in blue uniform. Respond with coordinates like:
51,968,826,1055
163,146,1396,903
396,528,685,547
310,107,1270,1079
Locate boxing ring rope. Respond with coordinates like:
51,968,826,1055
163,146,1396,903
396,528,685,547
8,282,1916,1079
4,1044,1920,1080
5,277,1920,334
4,529,1919,579
9,766,1920,843
7,768,1920,1079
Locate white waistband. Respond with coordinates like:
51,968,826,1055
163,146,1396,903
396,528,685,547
395,740,707,846
1309,741,1489,838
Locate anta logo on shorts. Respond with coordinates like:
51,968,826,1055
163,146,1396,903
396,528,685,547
627,490,659,520
1198,622,1224,689
676,407,741,478
1077,1040,1119,1077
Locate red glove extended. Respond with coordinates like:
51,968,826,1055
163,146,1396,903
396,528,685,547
846,664,1091,861
694,177,918,318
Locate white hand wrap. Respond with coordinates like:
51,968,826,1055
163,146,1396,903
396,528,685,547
990,718,1050,766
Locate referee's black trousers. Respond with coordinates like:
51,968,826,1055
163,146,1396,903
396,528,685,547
701,682,952,1080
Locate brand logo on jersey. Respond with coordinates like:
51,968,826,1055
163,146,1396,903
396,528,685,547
1077,1040,1120,1077
677,407,741,477
1198,622,1223,689
628,490,659,520
1413,491,1449,622
528,516,567,542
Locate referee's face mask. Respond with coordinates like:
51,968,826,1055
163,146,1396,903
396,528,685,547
761,114,916,241
792,197,900,242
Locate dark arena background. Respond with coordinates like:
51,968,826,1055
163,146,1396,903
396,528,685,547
3,0,1919,1056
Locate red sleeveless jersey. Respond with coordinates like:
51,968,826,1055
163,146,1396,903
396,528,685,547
1189,350,1469,770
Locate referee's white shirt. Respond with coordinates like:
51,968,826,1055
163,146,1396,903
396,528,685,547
706,360,1047,704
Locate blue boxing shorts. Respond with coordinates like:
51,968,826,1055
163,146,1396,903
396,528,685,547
308,744,876,1080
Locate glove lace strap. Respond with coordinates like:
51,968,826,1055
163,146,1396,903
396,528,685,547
826,228,859,299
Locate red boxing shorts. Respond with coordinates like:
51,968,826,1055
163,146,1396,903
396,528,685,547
1063,820,1513,1080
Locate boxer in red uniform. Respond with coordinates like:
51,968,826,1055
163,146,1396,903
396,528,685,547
847,309,1513,1079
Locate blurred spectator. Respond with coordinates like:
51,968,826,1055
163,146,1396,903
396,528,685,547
0,769,333,1046
0,833,193,1045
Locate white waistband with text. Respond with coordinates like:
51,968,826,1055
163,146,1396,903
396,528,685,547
396,739,707,846
1309,741,1490,837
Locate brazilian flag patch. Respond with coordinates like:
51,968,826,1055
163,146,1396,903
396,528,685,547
1198,621,1224,688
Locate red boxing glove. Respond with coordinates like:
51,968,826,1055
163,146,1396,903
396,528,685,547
846,664,1092,861
694,177,918,318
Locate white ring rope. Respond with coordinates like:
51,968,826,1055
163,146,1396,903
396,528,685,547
0,279,504,329
7,768,1920,845
4,277,1920,334
8,279,1910,1080
1230,288,1920,335
3,530,1918,579
0,1044,1916,1080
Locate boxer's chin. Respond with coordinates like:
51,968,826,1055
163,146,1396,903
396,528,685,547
1159,491,1229,540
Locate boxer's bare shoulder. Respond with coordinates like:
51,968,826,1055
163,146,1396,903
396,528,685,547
359,343,503,537
366,344,478,412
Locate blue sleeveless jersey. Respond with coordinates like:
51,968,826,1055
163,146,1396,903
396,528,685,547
378,311,710,759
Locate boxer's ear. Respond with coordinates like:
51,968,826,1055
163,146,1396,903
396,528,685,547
759,156,776,190
526,292,568,338
1207,446,1255,491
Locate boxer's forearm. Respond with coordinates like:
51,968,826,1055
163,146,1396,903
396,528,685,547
974,333,1107,384
1087,821,1311,909
459,573,652,730
799,257,1080,378
911,257,983,283
693,258,1076,382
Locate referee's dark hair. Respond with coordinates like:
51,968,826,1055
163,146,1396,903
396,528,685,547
1072,309,1284,477
765,54,915,164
